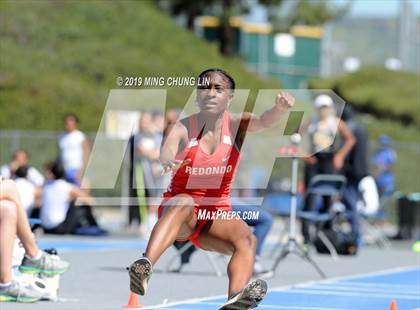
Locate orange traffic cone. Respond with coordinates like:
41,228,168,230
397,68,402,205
390,299,397,310
123,292,143,309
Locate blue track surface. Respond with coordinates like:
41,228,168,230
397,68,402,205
38,239,147,251
151,267,420,310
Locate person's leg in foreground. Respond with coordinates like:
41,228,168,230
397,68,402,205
0,179,69,303
0,199,43,302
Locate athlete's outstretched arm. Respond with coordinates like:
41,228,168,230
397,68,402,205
234,91,295,133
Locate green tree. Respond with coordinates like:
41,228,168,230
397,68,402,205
272,0,351,31
156,0,284,56
155,0,348,56
156,0,216,30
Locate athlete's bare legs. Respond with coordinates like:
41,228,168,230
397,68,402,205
198,218,256,296
131,194,259,303
0,200,18,283
145,193,257,297
144,194,197,264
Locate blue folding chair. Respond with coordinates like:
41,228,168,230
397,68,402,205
263,192,303,258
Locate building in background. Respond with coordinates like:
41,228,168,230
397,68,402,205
195,0,418,84
196,16,322,89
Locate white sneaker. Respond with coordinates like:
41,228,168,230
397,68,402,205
0,280,42,303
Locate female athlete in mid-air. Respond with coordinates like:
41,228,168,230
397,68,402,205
128,68,294,309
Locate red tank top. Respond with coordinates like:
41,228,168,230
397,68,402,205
166,111,241,206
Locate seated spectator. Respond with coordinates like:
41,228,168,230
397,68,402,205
0,150,44,187
41,161,106,235
14,166,42,217
0,177,69,303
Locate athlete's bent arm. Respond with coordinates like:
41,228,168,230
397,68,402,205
334,120,356,170
159,121,190,174
233,91,295,133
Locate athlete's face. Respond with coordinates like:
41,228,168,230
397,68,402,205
197,72,233,116
64,116,78,132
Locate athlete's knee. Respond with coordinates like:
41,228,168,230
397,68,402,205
233,231,257,252
165,194,195,217
249,233,257,250
0,200,18,221
0,179,18,199
174,194,195,205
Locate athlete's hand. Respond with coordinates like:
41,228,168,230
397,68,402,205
275,91,295,110
161,158,192,175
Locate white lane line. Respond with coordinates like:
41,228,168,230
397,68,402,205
143,265,419,309
146,308,195,310
303,284,419,295
200,302,351,310
335,281,419,289
271,265,419,292
286,288,420,300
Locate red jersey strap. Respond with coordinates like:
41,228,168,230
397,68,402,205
222,111,231,137
188,114,198,140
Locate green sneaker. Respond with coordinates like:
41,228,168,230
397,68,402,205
0,280,42,303
19,251,69,276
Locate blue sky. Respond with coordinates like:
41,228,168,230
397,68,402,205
247,0,420,22
334,0,420,17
